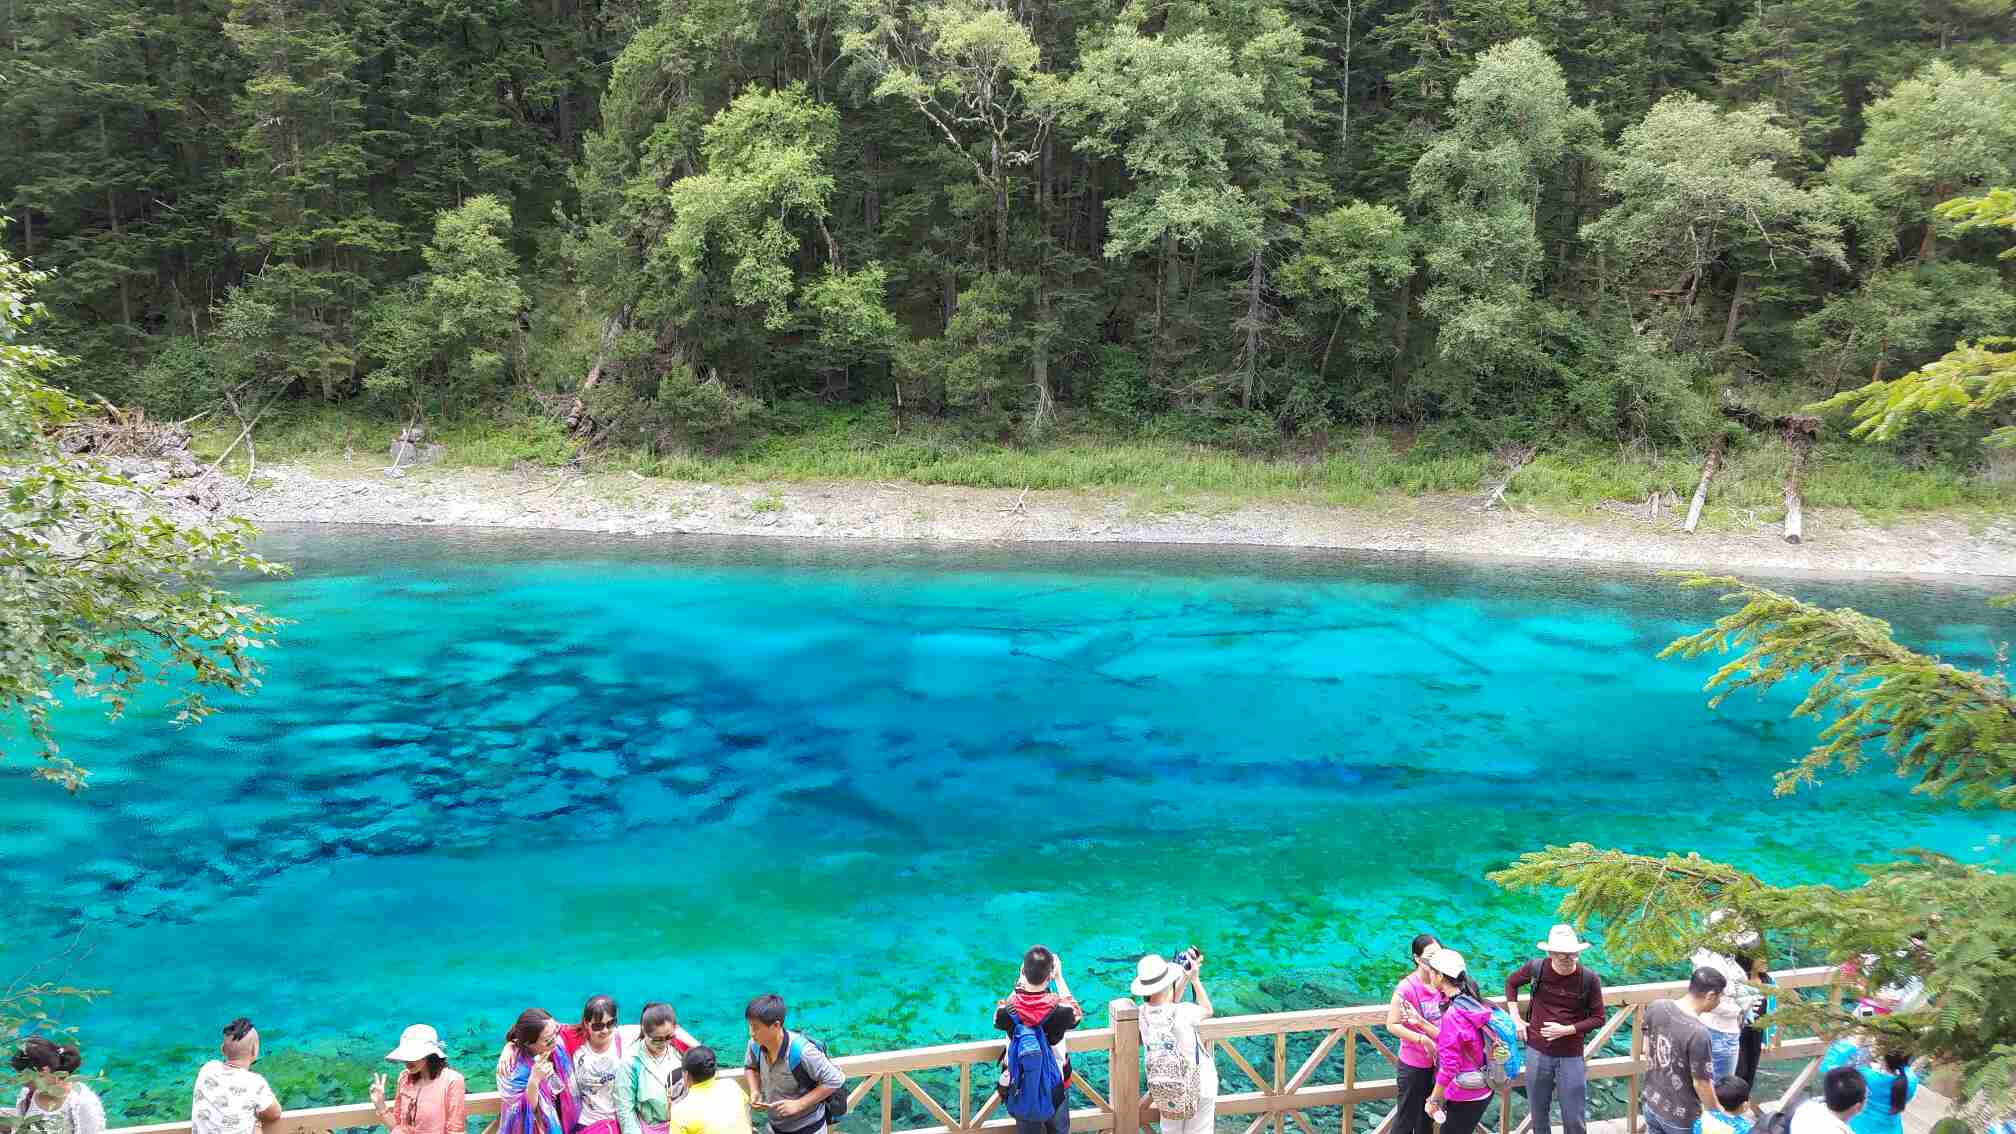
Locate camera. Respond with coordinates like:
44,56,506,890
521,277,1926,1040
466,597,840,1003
1173,946,1203,970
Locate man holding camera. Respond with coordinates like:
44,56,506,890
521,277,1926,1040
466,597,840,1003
1133,949,1216,1134
994,946,1083,1134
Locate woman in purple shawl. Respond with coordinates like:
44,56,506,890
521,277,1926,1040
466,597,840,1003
497,1008,580,1134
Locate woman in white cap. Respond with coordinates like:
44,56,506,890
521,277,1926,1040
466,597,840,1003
1132,949,1216,1134
371,1025,467,1134
1421,948,1496,1134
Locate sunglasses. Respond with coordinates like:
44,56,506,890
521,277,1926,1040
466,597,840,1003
645,1032,677,1045
589,1019,617,1033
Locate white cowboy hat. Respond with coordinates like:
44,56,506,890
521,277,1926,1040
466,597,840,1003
1428,948,1468,979
1130,954,1184,997
1539,925,1592,954
386,1024,446,1063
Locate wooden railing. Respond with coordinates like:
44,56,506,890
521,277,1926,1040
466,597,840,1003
107,967,1840,1134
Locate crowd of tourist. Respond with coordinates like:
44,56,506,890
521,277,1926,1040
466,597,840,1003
6,925,1954,1134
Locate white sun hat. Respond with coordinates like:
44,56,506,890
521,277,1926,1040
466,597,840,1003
1428,948,1468,979
1539,925,1593,954
386,1024,446,1063
1131,954,1184,997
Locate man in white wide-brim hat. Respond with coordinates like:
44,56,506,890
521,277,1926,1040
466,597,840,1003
1504,926,1606,1134
1131,950,1218,1134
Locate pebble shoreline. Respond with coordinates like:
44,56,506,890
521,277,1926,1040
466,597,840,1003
200,461,2016,578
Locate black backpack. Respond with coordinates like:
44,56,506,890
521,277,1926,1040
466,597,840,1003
783,1033,850,1126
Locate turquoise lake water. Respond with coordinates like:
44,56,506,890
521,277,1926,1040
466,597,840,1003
4,529,2009,1124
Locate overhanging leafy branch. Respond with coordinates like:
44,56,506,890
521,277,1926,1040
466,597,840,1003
1659,573,2015,809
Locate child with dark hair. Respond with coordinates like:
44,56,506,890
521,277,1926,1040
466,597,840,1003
1695,1077,1762,1134
668,1047,752,1134
1818,1037,1918,1134
12,1036,105,1134
1790,1068,1868,1134
994,945,1084,1134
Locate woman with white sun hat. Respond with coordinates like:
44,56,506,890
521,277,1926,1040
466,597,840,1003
1132,949,1217,1134
371,1024,468,1134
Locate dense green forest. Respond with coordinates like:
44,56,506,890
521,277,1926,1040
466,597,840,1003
4,0,2014,478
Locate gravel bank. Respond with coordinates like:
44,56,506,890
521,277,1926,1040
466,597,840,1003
195,461,2016,577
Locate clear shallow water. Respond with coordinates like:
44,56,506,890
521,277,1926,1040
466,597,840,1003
4,529,2009,1123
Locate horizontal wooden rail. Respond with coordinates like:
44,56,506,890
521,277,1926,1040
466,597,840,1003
106,967,1842,1134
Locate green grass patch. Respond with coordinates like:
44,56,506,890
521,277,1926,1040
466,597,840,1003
186,400,2004,519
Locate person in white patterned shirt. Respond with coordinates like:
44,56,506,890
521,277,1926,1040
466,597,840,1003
191,1018,282,1134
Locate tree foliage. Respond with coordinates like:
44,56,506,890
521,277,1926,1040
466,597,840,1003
3,0,2016,459
1493,568,2016,1114
1659,573,2014,808
1,241,285,791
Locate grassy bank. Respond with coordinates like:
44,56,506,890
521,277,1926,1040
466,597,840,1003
192,402,2012,523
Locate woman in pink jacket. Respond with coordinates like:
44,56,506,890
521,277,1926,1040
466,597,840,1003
1422,948,1499,1134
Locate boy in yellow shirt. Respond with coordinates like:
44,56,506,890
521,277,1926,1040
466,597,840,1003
670,1047,754,1134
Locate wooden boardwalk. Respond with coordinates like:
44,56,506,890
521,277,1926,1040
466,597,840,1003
1581,1087,1955,1134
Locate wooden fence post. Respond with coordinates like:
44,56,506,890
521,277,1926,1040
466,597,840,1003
1111,998,1142,1134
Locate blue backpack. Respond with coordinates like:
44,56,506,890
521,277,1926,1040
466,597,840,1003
1450,995,1525,1089
1003,1020,1065,1121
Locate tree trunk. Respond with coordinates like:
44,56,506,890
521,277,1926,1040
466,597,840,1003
1152,229,1174,381
1242,246,1263,408
1916,184,1954,264
1722,274,1748,347
1032,282,1053,429
1482,445,1535,510
942,269,957,334
1683,434,1724,534
565,306,630,434
100,112,130,326
1783,430,1811,544
863,139,880,230
1338,0,1353,154
1319,307,1345,379
991,145,1008,273
1390,268,1419,399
